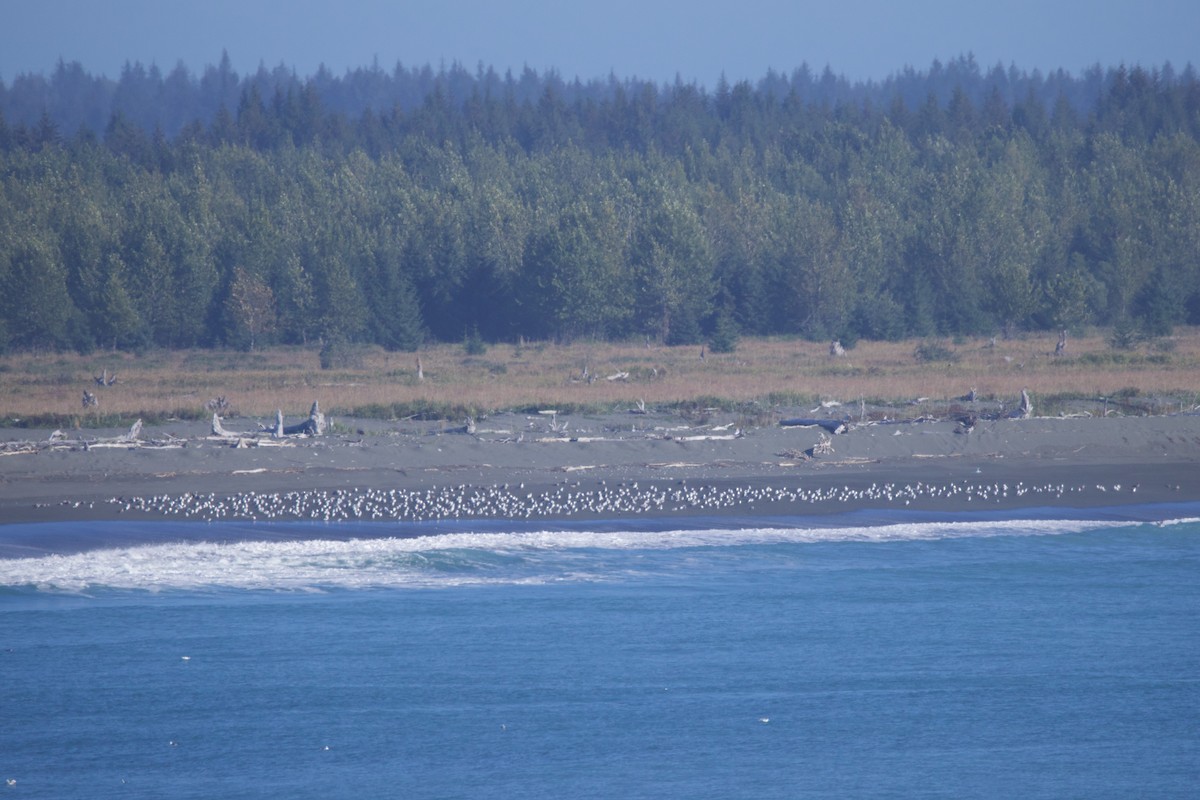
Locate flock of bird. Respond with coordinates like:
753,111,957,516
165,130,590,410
92,477,1129,524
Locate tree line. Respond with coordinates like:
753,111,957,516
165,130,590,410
0,56,1198,354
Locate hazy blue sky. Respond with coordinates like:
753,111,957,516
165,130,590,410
2,0,1196,86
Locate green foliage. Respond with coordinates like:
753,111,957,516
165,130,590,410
92,256,145,351
345,400,474,421
1040,262,1097,331
665,310,703,346
851,293,906,341
1133,265,1186,337
462,326,487,356
0,60,1197,354
914,341,959,363
1,233,77,350
0,407,208,430
225,266,277,351
707,309,739,353
632,180,714,344
318,337,364,369
367,258,424,352
1109,317,1141,350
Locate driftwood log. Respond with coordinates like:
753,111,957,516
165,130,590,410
779,418,848,435
0,419,174,456
212,401,326,444
211,413,237,438
1014,389,1033,419
262,401,326,437
808,433,835,457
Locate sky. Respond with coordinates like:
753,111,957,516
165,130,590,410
1,0,1196,87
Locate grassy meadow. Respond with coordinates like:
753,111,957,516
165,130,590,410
2,329,1199,428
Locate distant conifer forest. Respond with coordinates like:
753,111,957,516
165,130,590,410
1,54,1198,353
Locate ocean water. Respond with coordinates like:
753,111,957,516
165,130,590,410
2,508,1199,799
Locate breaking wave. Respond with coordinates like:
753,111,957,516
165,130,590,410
0,517,1148,594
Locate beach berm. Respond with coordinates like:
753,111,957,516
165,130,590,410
2,410,1197,526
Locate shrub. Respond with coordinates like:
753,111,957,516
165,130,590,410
1109,317,1139,350
463,327,487,356
914,341,958,362
319,338,364,369
708,311,739,354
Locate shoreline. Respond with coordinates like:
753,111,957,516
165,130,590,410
1,411,1198,529
5,500,1199,561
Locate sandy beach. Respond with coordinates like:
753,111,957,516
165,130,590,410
1,406,1198,528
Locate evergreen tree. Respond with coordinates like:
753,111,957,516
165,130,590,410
631,181,713,343
707,307,739,353
0,56,1196,352
1,234,76,349
92,254,143,350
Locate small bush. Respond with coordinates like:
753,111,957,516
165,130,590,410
666,312,704,346
463,327,487,356
625,365,667,382
708,311,739,354
319,338,364,370
914,341,958,363
1109,317,1140,350
1076,352,1126,366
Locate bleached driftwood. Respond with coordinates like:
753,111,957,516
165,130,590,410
211,413,238,438
2,419,169,455
779,418,848,435
439,417,479,435
120,419,142,442
262,401,327,438
82,419,147,449
673,431,742,441
1013,389,1033,419
954,413,978,434
808,434,835,457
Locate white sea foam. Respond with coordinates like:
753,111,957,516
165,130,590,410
1153,516,1200,527
0,518,1149,593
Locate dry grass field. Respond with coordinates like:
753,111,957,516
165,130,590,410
3,329,1199,427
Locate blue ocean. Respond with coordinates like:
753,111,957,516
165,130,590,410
2,508,1199,799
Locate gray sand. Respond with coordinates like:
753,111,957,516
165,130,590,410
1,410,1198,525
